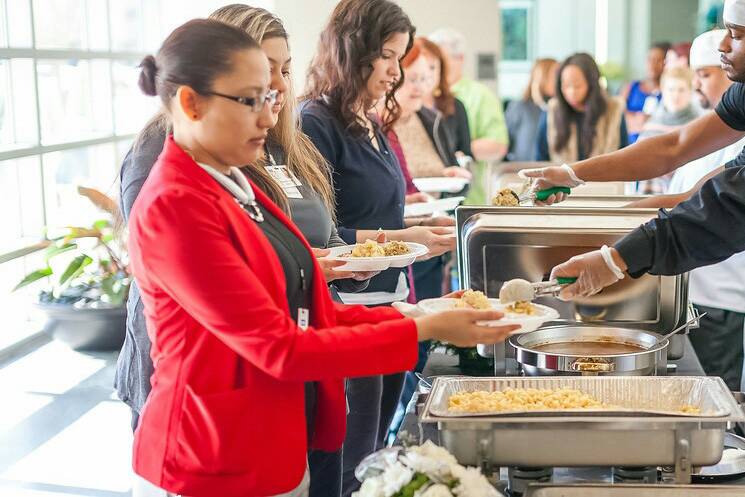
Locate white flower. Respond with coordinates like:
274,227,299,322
409,441,460,469
381,461,415,496
353,476,386,497
400,451,451,479
418,483,454,497
451,467,501,497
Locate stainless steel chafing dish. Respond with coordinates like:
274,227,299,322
523,484,745,496
454,206,691,368
420,376,745,484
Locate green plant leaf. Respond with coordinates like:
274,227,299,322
59,254,93,286
14,267,53,291
44,242,77,261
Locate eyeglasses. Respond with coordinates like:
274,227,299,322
206,88,279,112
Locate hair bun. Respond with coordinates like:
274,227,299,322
138,55,159,96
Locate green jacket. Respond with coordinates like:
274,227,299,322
453,78,509,204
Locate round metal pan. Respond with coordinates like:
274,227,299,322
510,326,668,376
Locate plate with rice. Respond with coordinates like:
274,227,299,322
417,290,559,332
324,240,428,271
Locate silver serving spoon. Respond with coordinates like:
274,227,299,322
653,313,706,347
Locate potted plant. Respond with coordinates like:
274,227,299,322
14,187,129,351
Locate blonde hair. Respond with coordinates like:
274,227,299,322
661,66,694,89
133,4,335,218
523,58,558,106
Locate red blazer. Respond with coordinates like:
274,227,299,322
128,136,418,497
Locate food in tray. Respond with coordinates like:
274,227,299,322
506,300,537,315
447,387,705,415
680,404,702,414
342,239,412,258
492,188,520,207
448,387,606,413
454,289,492,310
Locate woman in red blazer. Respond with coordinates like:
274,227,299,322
128,19,516,497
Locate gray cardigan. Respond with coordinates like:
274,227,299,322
114,129,362,414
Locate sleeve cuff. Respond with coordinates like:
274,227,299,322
614,226,655,278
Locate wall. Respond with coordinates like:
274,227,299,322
273,0,503,95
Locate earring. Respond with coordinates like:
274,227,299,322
433,88,442,97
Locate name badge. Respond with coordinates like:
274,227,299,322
266,165,303,199
298,307,310,330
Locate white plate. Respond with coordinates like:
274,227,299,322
413,177,470,193
324,242,429,271
404,196,465,218
416,297,560,332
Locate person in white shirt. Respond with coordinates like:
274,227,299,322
663,29,745,390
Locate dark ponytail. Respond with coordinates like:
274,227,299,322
138,18,260,106
138,55,158,96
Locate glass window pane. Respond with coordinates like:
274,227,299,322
0,159,24,244
142,1,163,52
7,0,32,47
37,59,113,145
86,0,109,51
17,156,45,239
0,1,7,48
33,0,85,49
110,0,144,52
501,7,529,61
0,156,43,247
43,144,119,229
0,59,39,151
113,60,157,135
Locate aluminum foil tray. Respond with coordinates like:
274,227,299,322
426,376,737,418
524,484,745,497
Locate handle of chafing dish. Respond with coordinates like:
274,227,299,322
570,358,615,372
687,303,702,330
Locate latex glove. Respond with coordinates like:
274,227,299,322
550,246,626,300
519,164,584,205
443,166,472,179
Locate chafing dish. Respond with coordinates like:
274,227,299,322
510,326,668,376
420,376,745,483
454,206,690,365
524,484,745,496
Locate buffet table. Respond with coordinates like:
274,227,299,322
395,338,745,493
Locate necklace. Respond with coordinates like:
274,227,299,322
197,162,264,223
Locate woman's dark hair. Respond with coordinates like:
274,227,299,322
138,18,260,105
553,52,607,156
303,0,416,134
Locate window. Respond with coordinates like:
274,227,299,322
0,0,165,259
0,0,277,351
500,1,534,63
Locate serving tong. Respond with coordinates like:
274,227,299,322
500,277,578,303
508,186,572,205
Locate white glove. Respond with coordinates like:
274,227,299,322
519,164,585,204
550,246,625,300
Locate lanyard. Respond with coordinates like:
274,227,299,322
197,162,264,222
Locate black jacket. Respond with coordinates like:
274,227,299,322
616,164,745,277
